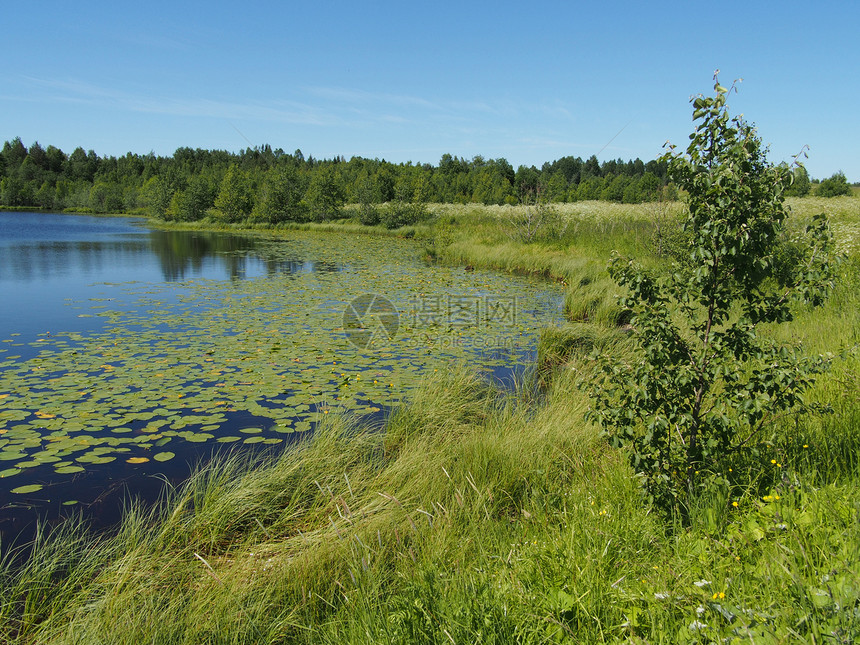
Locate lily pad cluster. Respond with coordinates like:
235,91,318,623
0,231,562,492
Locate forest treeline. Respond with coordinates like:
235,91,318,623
0,136,841,227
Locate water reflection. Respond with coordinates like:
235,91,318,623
149,229,258,281
146,231,346,281
0,212,347,346
0,222,344,284
0,240,146,282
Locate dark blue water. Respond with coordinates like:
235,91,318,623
0,212,328,552
0,212,318,345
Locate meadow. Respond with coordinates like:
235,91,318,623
1,196,858,643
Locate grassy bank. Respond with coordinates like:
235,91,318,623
1,197,859,643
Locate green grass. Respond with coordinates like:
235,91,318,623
2,197,859,643
149,213,436,240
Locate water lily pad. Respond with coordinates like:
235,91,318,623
126,457,150,464
0,450,27,461
76,453,117,465
184,432,214,443
11,484,43,494
55,465,85,474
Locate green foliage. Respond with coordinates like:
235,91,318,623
572,176,604,201
645,192,691,262
0,135,672,216
213,164,254,222
589,76,839,519
165,174,214,221
600,174,629,202
537,323,619,387
141,176,174,219
252,165,308,224
379,201,425,229
471,158,516,204
355,170,380,225
815,171,852,198
1,136,28,168
88,181,124,213
505,196,565,243
0,176,31,206
784,163,811,197
306,165,345,221
379,172,430,228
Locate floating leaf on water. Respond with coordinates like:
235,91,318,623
32,453,62,464
243,436,265,444
239,427,262,434
0,467,22,478
76,453,116,465
184,432,214,443
216,436,240,443
62,500,79,506
153,452,175,462
55,465,85,474
126,457,150,464
11,484,43,494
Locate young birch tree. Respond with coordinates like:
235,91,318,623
589,74,837,520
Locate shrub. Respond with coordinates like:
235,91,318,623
815,171,852,198
505,200,565,243
589,75,838,520
380,201,426,229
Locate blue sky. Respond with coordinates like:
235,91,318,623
3,1,858,181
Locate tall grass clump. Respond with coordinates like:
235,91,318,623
0,366,612,642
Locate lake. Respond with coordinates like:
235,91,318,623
0,211,563,550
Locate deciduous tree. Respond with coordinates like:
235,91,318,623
589,75,837,519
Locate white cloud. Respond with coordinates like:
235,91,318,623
19,76,344,126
